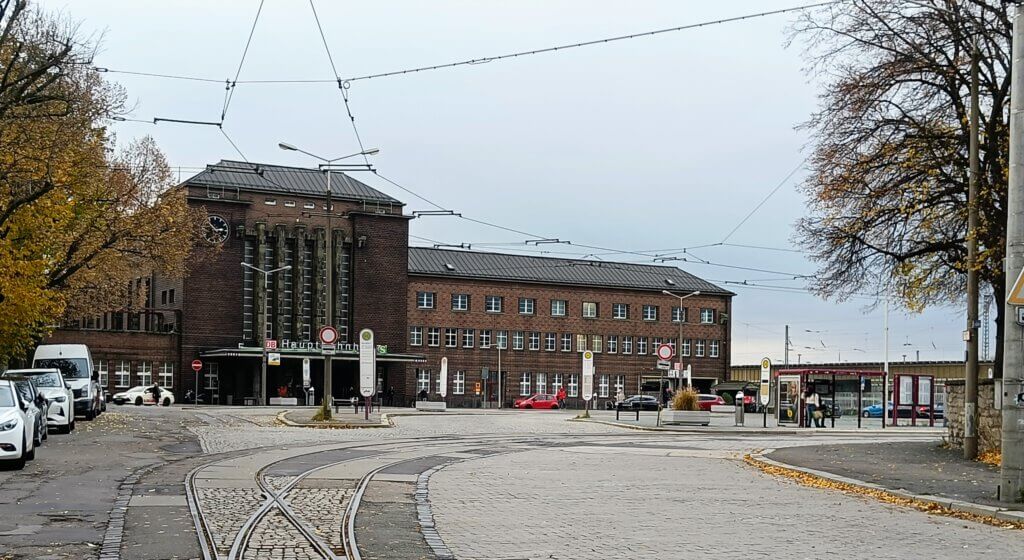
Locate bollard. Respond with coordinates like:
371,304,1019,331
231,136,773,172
734,391,745,426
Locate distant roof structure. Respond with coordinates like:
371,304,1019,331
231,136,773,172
408,247,733,295
181,160,402,205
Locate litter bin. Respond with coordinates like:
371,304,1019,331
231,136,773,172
734,391,744,426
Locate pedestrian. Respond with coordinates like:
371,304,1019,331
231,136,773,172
615,387,626,405
663,385,673,407
804,385,823,428
151,383,161,405
418,388,428,401
387,386,395,406
556,386,566,408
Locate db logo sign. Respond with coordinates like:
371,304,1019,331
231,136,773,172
584,351,593,359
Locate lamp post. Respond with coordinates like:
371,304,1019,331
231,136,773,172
278,143,378,417
662,290,701,391
241,262,291,405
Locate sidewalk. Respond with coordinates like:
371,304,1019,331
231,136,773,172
581,409,945,434
765,441,1022,512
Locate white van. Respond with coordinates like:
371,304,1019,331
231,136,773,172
32,344,101,420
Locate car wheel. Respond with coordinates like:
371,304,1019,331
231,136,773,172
25,441,35,461
33,430,41,447
135,397,143,406
861,411,870,418
525,405,532,409
162,398,171,407
69,418,75,432
85,409,95,420
551,404,559,409
42,427,47,441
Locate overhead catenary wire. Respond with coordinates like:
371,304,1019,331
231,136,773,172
720,157,807,243
221,0,267,121
93,1,850,86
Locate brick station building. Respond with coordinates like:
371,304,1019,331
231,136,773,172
44,160,734,407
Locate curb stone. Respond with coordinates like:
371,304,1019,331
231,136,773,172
274,410,392,429
746,449,1024,529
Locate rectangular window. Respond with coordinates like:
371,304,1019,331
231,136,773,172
97,362,109,388
582,301,598,318
642,305,658,321
452,294,469,311
520,373,532,396
612,303,629,320
115,361,130,388
545,333,556,351
303,202,316,209
417,291,435,309
561,333,572,352
568,374,579,397
496,330,508,349
669,338,677,354
137,362,152,387
453,371,465,395
622,336,633,354
480,330,492,348
409,327,423,346
436,371,444,395
161,291,167,305
205,363,220,392
284,200,296,207
614,375,625,396
519,298,535,315
710,340,720,358
653,337,663,350
536,372,547,394
576,334,586,353
264,198,277,206
552,373,563,393
672,306,686,323
696,339,706,357
513,331,525,350
591,335,603,353
427,327,440,347
485,296,503,313
701,308,715,324
528,332,540,351
637,336,648,355
445,328,458,347
607,335,618,354
682,339,691,357
598,375,609,398
159,363,174,388
463,329,475,348
417,369,430,393
551,299,567,317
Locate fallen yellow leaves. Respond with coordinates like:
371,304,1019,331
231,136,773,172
978,450,1001,467
743,454,1024,531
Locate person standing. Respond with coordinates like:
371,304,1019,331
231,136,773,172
556,386,566,408
804,386,822,428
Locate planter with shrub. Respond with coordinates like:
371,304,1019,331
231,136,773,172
661,388,711,426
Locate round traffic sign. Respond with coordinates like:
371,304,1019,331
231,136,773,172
191,359,203,372
657,344,674,361
319,326,339,345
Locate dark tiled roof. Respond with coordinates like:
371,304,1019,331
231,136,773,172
408,247,733,295
183,160,401,205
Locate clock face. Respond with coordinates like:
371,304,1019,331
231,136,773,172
204,215,229,244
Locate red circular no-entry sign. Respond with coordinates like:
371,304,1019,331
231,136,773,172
191,359,203,372
319,326,339,345
656,344,674,361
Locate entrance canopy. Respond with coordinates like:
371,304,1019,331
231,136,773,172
776,368,885,428
200,346,427,363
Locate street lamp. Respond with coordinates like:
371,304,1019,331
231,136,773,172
277,142,378,416
241,262,291,405
662,290,700,390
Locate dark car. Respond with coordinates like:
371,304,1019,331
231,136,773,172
819,399,843,419
616,395,661,411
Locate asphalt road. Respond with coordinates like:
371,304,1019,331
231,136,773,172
0,406,200,560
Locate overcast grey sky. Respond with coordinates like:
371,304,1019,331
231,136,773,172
43,0,979,366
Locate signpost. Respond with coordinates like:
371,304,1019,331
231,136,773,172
656,360,671,370
358,329,375,419
759,357,771,427
268,352,281,366
302,358,311,388
320,326,339,410
191,360,202,408
582,351,594,416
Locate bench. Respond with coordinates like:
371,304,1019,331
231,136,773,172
415,401,447,412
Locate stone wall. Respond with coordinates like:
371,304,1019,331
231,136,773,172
946,380,1001,453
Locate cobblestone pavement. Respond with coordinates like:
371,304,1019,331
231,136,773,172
195,487,264,555
288,486,353,552
240,507,319,560
430,445,1023,559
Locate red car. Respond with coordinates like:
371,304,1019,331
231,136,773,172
513,394,560,409
697,394,725,411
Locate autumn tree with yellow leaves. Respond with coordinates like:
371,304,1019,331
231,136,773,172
793,1,1011,374
0,0,202,363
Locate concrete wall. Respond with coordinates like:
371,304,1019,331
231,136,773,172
946,380,1001,453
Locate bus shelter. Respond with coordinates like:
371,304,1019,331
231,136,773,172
775,369,886,429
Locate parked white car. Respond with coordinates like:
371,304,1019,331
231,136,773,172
112,386,174,407
0,379,37,469
3,369,74,433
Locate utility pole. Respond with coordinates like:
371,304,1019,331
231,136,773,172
965,37,981,460
784,325,790,367
1001,6,1024,504
883,294,889,428
324,170,334,414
